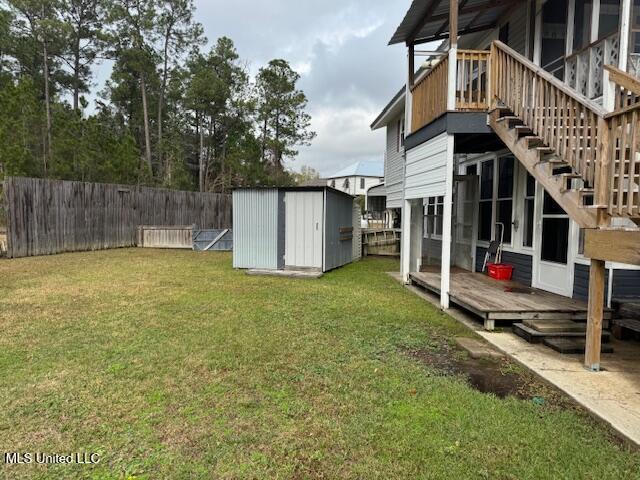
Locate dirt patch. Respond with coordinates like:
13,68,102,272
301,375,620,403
405,341,578,409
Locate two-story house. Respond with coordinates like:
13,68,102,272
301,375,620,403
325,160,384,197
374,0,640,371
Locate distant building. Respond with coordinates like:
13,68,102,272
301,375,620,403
326,161,383,196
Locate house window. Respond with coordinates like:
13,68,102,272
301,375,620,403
360,177,365,189
424,196,444,237
496,156,514,244
397,118,405,152
330,179,335,188
478,160,493,242
343,178,350,189
523,173,535,248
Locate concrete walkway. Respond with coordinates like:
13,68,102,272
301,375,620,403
392,273,640,446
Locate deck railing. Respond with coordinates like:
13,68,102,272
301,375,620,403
565,32,619,100
411,56,448,131
410,50,489,132
456,50,491,111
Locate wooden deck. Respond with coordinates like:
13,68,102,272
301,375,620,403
409,270,612,330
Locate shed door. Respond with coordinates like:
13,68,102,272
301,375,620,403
284,191,323,269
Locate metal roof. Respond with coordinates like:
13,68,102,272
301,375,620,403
327,161,384,179
389,0,524,45
233,186,354,200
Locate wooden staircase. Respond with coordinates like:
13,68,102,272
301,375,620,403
488,41,640,230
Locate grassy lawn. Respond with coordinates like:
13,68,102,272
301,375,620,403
0,249,638,479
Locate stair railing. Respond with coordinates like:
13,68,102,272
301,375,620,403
603,65,640,218
491,41,607,191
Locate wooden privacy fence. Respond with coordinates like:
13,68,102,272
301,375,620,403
3,176,232,258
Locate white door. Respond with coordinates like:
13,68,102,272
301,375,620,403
533,188,574,297
284,191,323,269
453,175,478,271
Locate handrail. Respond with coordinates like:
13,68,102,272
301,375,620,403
492,41,606,116
604,64,640,114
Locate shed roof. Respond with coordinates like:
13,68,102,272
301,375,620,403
327,161,384,179
389,0,523,45
233,186,354,200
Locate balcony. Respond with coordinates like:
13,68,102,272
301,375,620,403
410,49,491,132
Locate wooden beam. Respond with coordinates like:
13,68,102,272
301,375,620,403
450,0,458,48
433,0,470,38
584,259,606,371
406,0,443,44
408,44,415,88
413,23,498,44
428,0,522,24
584,229,640,265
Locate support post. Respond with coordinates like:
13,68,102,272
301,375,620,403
440,134,455,309
401,199,411,283
585,258,606,371
619,0,632,72
590,0,600,43
533,0,543,66
405,45,415,135
447,0,458,112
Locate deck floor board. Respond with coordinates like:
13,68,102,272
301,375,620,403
409,270,611,321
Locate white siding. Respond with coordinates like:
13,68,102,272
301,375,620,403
404,133,448,199
385,114,405,208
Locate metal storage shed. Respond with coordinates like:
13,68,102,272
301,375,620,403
233,187,355,272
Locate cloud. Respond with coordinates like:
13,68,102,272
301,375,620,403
194,0,412,176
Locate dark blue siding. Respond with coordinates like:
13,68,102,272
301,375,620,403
573,263,610,303
612,269,640,301
476,246,533,286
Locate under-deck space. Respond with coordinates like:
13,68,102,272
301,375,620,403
409,269,612,330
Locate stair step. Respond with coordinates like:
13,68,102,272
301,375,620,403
535,146,554,153
578,188,595,196
513,323,611,344
543,337,614,354
522,136,543,148
515,125,533,136
538,155,568,165
523,319,587,333
496,115,521,125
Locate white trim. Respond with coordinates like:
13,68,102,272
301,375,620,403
440,134,455,309
401,199,411,283
566,0,576,56
619,0,632,72
533,0,543,66
591,0,601,43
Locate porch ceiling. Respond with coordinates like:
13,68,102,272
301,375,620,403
389,0,525,46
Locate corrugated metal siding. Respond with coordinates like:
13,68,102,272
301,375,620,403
284,191,323,269
386,114,405,208
612,269,640,300
324,189,354,271
405,132,448,199
475,247,533,286
232,189,280,269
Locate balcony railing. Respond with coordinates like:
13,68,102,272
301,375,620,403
565,32,620,100
410,49,490,132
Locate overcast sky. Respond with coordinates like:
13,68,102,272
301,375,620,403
191,0,412,176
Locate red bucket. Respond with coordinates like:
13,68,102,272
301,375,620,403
487,263,513,281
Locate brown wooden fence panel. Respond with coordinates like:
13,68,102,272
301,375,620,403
3,176,232,258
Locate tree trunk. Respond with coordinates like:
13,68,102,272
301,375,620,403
199,113,205,192
158,27,171,178
73,33,81,112
140,72,153,173
43,37,52,176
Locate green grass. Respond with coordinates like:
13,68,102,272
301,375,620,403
0,249,638,479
